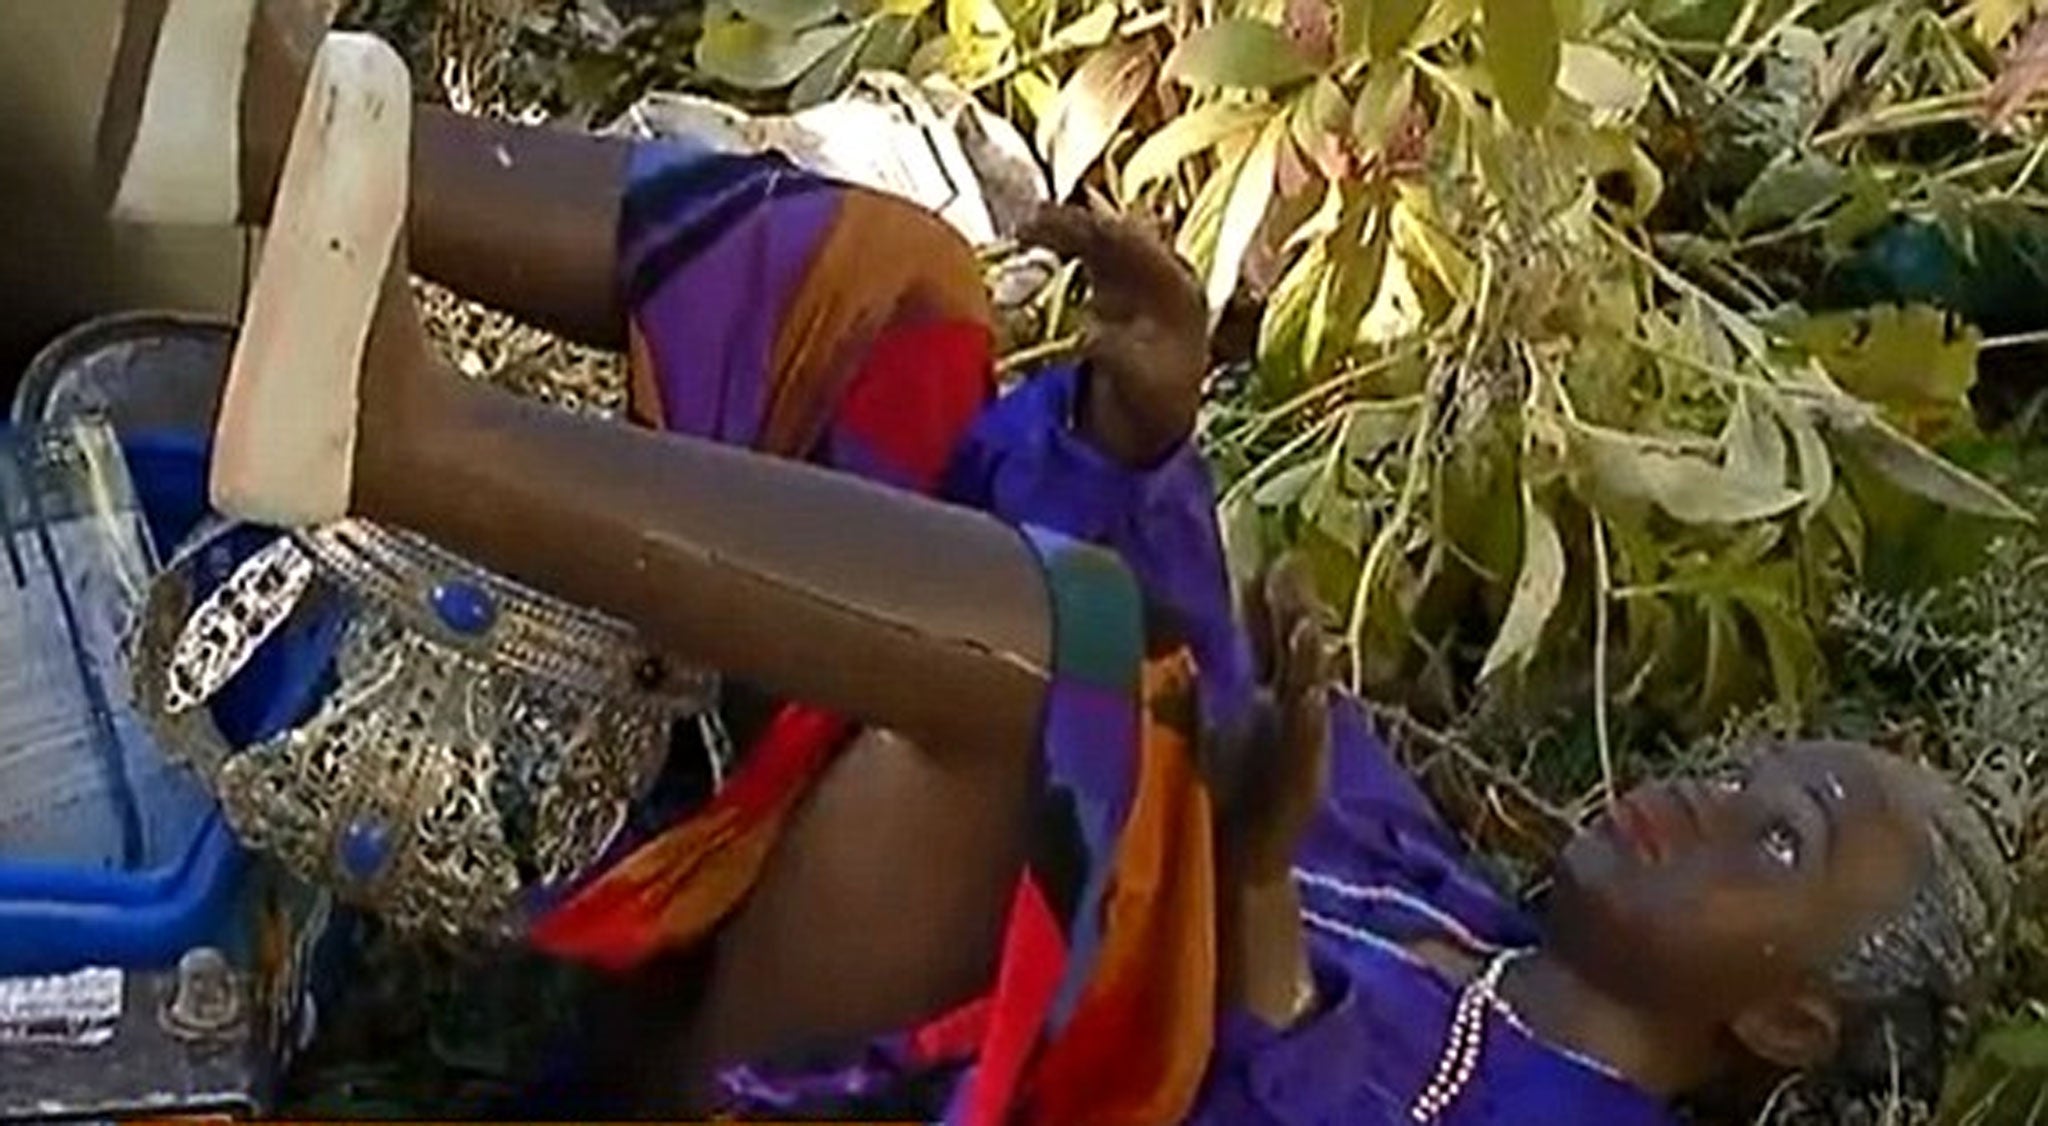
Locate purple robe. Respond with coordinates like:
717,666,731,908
948,367,1676,1126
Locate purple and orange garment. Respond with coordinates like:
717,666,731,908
528,140,1230,1125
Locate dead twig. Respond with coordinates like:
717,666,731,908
1363,701,1580,831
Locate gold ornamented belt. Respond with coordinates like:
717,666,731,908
132,518,715,939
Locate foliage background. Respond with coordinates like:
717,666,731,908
304,1,2048,1122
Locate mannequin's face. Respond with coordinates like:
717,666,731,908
1545,743,1926,1025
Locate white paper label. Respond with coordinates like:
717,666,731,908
0,967,124,1047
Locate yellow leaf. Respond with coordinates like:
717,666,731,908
1044,2,1121,52
1121,102,1272,200
1208,119,1285,313
946,0,1014,78
1976,0,2036,45
1576,424,1803,525
1258,240,1327,388
1175,132,1251,270
1480,484,1566,680
1040,41,1158,199
1392,191,1474,307
1785,305,1979,438
1013,69,1061,122
1557,43,1646,114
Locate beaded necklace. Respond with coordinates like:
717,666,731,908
1292,869,1631,1121
1407,949,1525,1122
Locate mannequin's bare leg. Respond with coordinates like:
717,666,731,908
355,260,1050,761
115,8,1181,1091
404,107,630,348
345,240,1050,1099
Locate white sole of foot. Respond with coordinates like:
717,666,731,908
210,31,411,528
107,0,260,225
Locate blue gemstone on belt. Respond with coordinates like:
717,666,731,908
339,818,392,881
430,580,497,635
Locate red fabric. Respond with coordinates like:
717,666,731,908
833,321,996,490
909,997,993,1066
957,878,1070,1126
529,704,854,970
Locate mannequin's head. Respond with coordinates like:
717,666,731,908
1544,741,2007,1095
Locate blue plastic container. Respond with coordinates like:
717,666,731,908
0,431,263,975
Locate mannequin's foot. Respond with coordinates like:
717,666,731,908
209,32,414,527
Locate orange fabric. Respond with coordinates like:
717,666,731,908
625,322,665,431
764,189,994,456
1021,652,1217,1126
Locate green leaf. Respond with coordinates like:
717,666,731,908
1821,167,1892,253
1307,195,1388,375
1258,242,1326,388
1577,424,1803,524
1412,0,1478,48
1724,392,1787,485
1481,0,1559,126
1164,19,1320,89
1480,484,1567,680
1737,586,1822,712
789,21,868,107
1777,400,1834,520
1837,417,2033,523
732,0,841,30
697,13,860,90
1290,77,1354,177
1254,459,1322,506
1730,155,1847,236
1122,103,1272,199
1699,594,1741,715
1220,492,1269,578
1557,43,1647,114
1353,61,1416,154
1369,0,1434,59
1207,118,1286,313
1819,481,1865,573
1040,40,1158,199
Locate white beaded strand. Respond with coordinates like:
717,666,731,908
1408,950,1524,1123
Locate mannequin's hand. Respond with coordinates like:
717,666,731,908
1211,556,1329,1026
1019,206,1209,467
1213,555,1332,880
